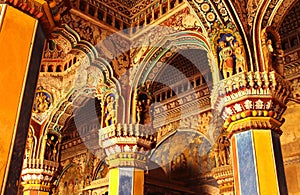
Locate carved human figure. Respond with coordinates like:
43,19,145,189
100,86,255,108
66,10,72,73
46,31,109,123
218,136,230,166
262,38,274,72
51,138,59,161
25,130,34,159
136,100,144,124
33,92,50,113
234,42,247,73
219,38,234,78
104,96,116,126
213,144,221,167
45,135,58,161
144,98,152,124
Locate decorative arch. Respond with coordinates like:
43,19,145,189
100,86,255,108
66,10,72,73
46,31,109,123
128,31,214,123
92,160,109,180
54,163,86,194
252,0,298,72
264,0,299,30
154,128,214,148
32,24,125,163
259,27,284,75
54,163,74,187
132,31,211,87
186,0,253,69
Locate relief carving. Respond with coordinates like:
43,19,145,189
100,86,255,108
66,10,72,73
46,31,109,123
212,135,230,167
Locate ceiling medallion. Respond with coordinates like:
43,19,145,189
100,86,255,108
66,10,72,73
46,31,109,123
201,3,210,12
206,12,216,22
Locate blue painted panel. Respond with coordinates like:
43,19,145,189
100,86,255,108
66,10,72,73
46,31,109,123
119,168,133,195
236,131,259,195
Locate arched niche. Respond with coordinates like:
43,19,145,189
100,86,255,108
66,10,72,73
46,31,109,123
259,27,284,75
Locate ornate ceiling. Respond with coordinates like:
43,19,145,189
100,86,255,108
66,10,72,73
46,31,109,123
152,49,210,92
279,0,300,36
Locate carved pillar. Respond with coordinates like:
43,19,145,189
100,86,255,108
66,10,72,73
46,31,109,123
211,134,234,195
0,3,48,193
99,124,155,195
22,133,60,195
21,159,59,195
212,71,292,195
212,165,234,195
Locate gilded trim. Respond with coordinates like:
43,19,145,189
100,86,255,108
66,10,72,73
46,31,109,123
0,4,6,32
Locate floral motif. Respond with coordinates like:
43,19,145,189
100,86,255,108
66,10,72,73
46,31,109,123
255,99,264,109
244,99,253,109
233,103,242,112
225,107,233,115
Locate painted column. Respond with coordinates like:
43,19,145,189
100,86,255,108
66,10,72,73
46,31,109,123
0,3,47,194
109,167,144,195
100,124,155,195
212,71,291,195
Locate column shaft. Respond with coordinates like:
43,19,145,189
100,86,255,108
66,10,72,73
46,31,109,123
109,167,144,195
231,130,288,195
0,4,45,193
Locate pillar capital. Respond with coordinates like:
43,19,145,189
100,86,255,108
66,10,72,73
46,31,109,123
212,71,292,136
21,159,59,193
99,124,156,169
212,71,290,194
99,124,155,195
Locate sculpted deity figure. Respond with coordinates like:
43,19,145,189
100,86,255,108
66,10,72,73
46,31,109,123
234,42,247,73
33,92,50,113
45,135,58,161
105,96,116,126
136,98,152,125
144,99,152,124
25,130,34,159
219,37,234,78
213,144,220,167
262,33,274,72
136,100,144,124
218,136,230,166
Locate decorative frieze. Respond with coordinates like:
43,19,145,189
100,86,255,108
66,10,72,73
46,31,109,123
211,71,292,136
22,159,59,192
153,85,211,128
212,165,234,195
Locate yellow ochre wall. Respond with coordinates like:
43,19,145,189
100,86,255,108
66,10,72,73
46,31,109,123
0,5,38,191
